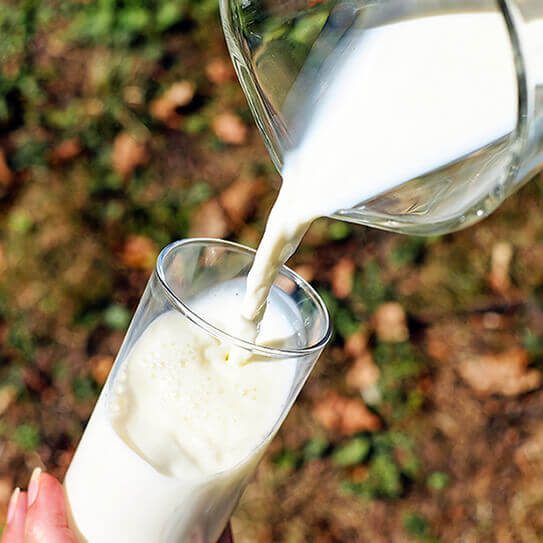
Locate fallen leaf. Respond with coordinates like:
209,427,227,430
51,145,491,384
206,58,235,84
150,81,195,126
346,353,380,391
344,329,368,358
0,385,17,416
293,264,315,284
112,132,148,178
123,85,144,106
22,368,49,393
0,149,13,186
50,138,82,164
514,425,543,476
119,235,158,270
219,178,265,226
90,355,114,386
313,391,381,435
189,199,229,238
374,302,409,343
330,258,355,299
0,243,6,274
458,347,540,396
56,448,76,471
212,112,248,145
489,242,513,294
0,476,12,510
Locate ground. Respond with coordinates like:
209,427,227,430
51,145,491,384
1,2,543,542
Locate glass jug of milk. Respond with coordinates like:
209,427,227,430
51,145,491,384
221,0,543,235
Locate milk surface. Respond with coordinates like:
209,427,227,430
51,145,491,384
241,11,518,326
65,280,302,543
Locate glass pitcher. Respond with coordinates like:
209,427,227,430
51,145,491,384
220,0,543,235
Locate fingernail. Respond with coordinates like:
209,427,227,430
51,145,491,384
28,467,42,507
7,487,20,524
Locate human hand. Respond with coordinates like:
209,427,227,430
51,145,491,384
2,468,234,543
2,468,76,543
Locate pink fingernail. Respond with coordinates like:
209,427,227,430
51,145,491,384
28,467,42,507
7,487,20,524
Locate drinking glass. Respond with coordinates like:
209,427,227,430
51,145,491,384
64,238,331,543
220,0,543,235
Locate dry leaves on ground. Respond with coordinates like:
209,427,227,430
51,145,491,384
112,132,148,178
189,199,229,238
458,347,541,396
346,353,380,392
373,302,409,343
0,149,13,186
50,138,82,164
514,425,543,476
330,258,355,299
212,112,248,145
488,241,513,294
293,264,315,284
219,178,265,227
150,81,195,127
344,329,369,358
119,235,158,270
206,58,235,85
313,391,381,435
0,385,17,416
90,355,114,386
0,476,12,518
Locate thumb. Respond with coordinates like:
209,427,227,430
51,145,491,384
24,470,77,543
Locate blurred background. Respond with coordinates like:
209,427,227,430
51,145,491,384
1,1,543,541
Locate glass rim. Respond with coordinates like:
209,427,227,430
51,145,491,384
156,238,332,359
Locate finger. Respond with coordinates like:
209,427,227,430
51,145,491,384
218,523,234,543
24,470,77,543
1,489,27,543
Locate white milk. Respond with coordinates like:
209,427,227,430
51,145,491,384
65,280,303,543
240,11,518,328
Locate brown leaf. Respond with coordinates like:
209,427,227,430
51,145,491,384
0,385,17,416
344,329,368,358
313,391,381,435
373,302,409,343
50,138,82,164
0,476,13,511
205,58,235,85
514,425,543,476
0,149,13,186
22,368,49,393
346,353,380,392
293,264,315,284
112,132,148,178
489,242,513,294
212,112,248,145
90,355,114,386
189,199,229,238
123,85,144,106
330,258,355,299
150,81,195,126
458,347,540,396
119,235,158,270
219,178,265,226
0,243,6,275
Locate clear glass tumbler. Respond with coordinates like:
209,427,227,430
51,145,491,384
64,238,331,543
